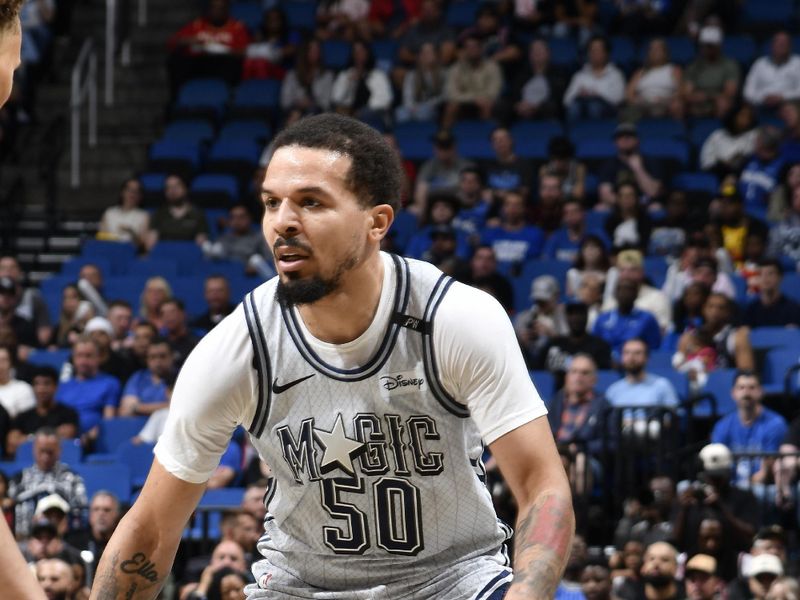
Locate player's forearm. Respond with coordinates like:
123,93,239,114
90,512,178,599
506,489,574,600
0,519,45,599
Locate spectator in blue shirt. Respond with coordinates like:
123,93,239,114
119,338,175,417
543,198,610,264
592,279,661,362
55,337,120,446
743,259,800,328
481,189,544,272
711,370,788,486
739,126,786,221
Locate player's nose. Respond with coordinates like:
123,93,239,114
271,198,302,236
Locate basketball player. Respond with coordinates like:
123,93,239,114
0,2,45,600
91,114,573,600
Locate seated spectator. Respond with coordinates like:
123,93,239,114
279,39,333,123
0,275,38,350
120,321,157,375
712,371,788,486
83,316,137,384
120,338,174,417
648,191,693,260
453,166,492,237
580,557,613,600
467,245,513,313
539,137,587,202
768,185,800,264
606,338,679,433
744,31,800,110
623,38,683,121
396,0,456,71
106,301,134,352
316,0,369,42
743,555,784,600
407,193,468,259
202,203,273,278
138,276,172,329
767,577,799,600
331,41,393,124
603,249,672,333
181,539,250,599
505,38,567,122
539,303,612,378
0,343,33,418
663,241,734,302
713,190,768,270
413,130,473,215
0,256,52,347
593,279,662,361
36,557,82,600
63,491,120,587
726,526,789,600
577,272,604,331
554,535,588,599
679,292,754,370
684,554,723,600
6,366,78,457
242,8,296,80
481,127,534,198
191,275,235,333
744,259,800,328
740,231,770,296
159,299,200,368
690,257,736,301
565,235,611,299
199,566,252,600
672,326,718,390
441,35,503,129
422,225,471,280
700,102,758,175
481,189,545,273
682,26,739,119
598,123,665,210
739,127,786,220
146,174,209,250
458,3,520,67
563,36,625,121
396,42,445,123
605,182,653,251
767,163,800,225
514,275,568,365
672,281,710,335
613,476,675,549
55,337,120,445
98,178,150,250
8,428,87,539
166,0,250,93
616,541,681,600
531,172,566,236
76,262,108,317
609,539,644,588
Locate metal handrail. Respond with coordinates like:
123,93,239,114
70,39,98,188
105,0,116,105
106,0,147,105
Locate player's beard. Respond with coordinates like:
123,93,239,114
275,242,360,307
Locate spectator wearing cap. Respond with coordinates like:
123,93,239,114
597,123,665,210
711,371,788,487
406,193,471,261
514,275,568,365
0,343,34,419
700,102,758,175
441,35,502,129
8,427,88,539
744,555,784,600
481,189,545,272
726,527,788,600
603,250,672,333
738,127,787,221
744,31,800,110
481,127,534,199
684,554,722,600
413,130,473,216
563,36,625,122
64,491,121,586
539,303,612,379
544,199,611,264
616,541,682,600
765,577,798,600
504,38,567,122
0,275,38,351
0,256,52,348
21,503,83,565
55,336,120,445
6,366,78,457
119,338,174,417
744,259,800,328
682,26,740,119
593,279,661,362
468,245,514,313
82,316,137,384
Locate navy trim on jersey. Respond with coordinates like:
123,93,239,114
278,253,410,382
474,569,513,600
422,275,469,418
244,292,272,437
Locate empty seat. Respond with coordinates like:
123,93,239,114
162,119,216,144
126,258,180,278
218,119,272,143
230,2,263,33
117,440,156,489
95,417,149,454
190,173,241,207
445,1,479,28
148,140,203,178
529,371,555,400
637,118,686,140
321,40,352,70
569,119,617,142
173,79,230,119
74,463,132,504
81,240,137,263
672,172,718,195
27,348,71,371
230,79,281,116
284,1,316,31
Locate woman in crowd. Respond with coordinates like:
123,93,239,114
624,38,683,120
279,39,334,123
700,102,758,175
396,42,445,123
98,178,150,251
566,235,611,298
138,276,172,330
604,182,653,250
331,40,393,124
53,284,93,348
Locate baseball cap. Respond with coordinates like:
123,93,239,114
429,224,456,239
616,249,644,269
685,554,717,576
84,316,114,336
699,443,733,475
530,275,560,301
0,276,15,295
35,493,70,516
432,130,455,148
746,554,783,578
699,26,723,45
30,515,57,536
614,123,638,138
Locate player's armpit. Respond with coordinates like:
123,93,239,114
90,458,206,600
488,417,574,600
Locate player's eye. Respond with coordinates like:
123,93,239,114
301,197,320,208
263,196,280,209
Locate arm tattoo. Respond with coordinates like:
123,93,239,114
511,492,574,599
92,550,163,599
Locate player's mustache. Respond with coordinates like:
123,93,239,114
273,237,313,256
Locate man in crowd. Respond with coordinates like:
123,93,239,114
598,123,664,208
441,35,502,128
603,250,672,333
105,301,133,352
743,30,800,109
682,25,740,118
147,174,209,250
593,279,662,361
543,198,609,263
617,541,682,600
413,130,473,213
606,338,679,414
0,256,51,347
191,275,235,333
481,189,545,272
514,275,567,366
0,275,37,350
744,258,800,327
64,491,121,587
159,299,200,367
684,554,722,600
36,558,81,600
119,338,174,417
468,244,513,312
202,204,273,278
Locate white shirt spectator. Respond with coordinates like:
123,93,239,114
332,68,393,111
563,63,626,107
0,379,35,418
743,54,800,106
700,128,758,171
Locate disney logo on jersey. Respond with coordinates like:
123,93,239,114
378,369,428,398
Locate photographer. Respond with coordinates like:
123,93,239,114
672,444,759,561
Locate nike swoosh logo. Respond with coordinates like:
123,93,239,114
271,374,315,394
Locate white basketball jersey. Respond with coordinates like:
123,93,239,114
242,254,513,599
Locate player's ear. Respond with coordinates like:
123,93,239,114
367,204,394,242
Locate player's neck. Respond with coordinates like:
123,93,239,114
298,253,385,344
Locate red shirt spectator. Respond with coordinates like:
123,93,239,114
168,0,250,56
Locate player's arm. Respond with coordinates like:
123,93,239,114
489,417,574,600
90,458,206,599
0,517,46,599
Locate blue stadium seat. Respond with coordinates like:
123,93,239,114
762,348,800,394
643,256,668,288
512,261,571,313
452,119,496,141
445,1,479,28
0,461,26,477
696,369,736,418
174,79,230,118
74,464,132,504
186,487,247,541
284,1,317,31
640,139,689,167
457,138,494,160
530,371,555,400
610,36,637,72
95,417,149,454
230,2,263,33
569,119,617,142
207,140,262,166
782,273,800,302
688,119,721,149
81,240,137,263
117,441,155,489
749,327,800,350
321,40,352,70
723,36,757,68
126,258,180,278
218,119,272,143
61,256,113,277
169,277,208,317
548,37,579,70
648,350,674,370
595,370,622,394
394,121,437,160
650,368,689,400
149,241,204,272
27,348,71,371
575,139,616,162
743,0,794,27
231,79,281,112
510,120,564,144
40,274,73,297
585,210,608,231
637,118,686,141
672,172,718,195
162,119,216,144
186,260,248,280
102,276,147,307
148,140,203,175
372,39,398,71
16,439,81,465
664,36,695,65
515,138,550,161
388,209,419,255
199,487,246,507
191,173,241,206
139,172,167,195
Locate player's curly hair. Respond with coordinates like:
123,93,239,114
271,113,402,212
0,0,23,33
